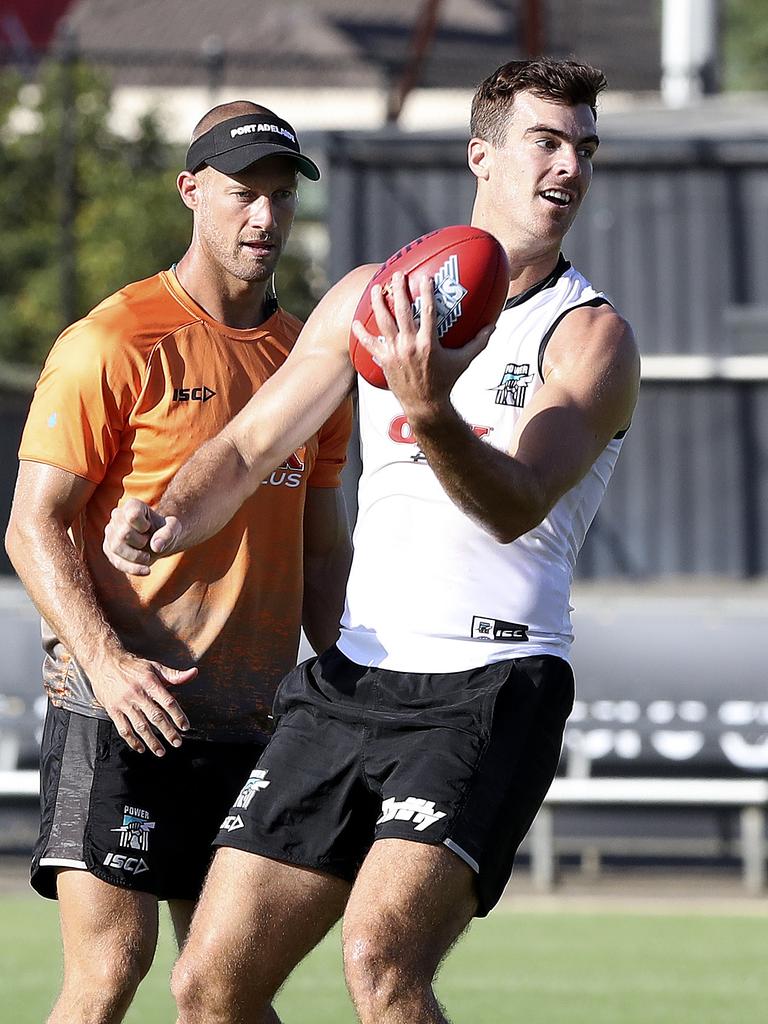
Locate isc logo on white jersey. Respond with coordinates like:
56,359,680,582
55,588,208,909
471,616,529,642
234,769,271,810
412,254,467,339
377,796,447,832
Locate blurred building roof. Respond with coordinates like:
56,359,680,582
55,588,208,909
56,0,661,94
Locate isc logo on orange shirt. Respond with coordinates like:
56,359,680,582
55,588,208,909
263,447,306,488
172,385,216,402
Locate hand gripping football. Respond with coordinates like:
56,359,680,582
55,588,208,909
349,224,510,389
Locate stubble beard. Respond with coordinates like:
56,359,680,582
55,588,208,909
199,214,282,283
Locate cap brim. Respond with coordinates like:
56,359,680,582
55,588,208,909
206,143,320,180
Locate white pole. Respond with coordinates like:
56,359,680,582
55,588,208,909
662,0,719,107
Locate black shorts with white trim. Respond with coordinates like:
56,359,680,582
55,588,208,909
214,646,574,916
32,701,265,900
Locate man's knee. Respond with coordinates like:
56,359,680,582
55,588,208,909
56,946,152,1023
343,917,430,1013
172,940,253,1022
171,952,208,1021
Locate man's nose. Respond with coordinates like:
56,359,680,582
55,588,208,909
556,145,581,178
248,195,275,230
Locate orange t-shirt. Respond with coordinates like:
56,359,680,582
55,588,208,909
19,270,352,741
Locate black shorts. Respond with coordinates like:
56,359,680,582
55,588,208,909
32,702,266,901
214,646,574,916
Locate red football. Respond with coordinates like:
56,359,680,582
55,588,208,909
349,224,510,389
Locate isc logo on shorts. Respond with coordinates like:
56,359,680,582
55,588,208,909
220,814,245,832
103,852,149,875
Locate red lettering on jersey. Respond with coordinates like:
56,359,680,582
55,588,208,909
389,416,417,444
389,416,491,443
471,425,491,439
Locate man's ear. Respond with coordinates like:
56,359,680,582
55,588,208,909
467,137,492,182
177,170,201,211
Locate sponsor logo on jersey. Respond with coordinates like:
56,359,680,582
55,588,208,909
377,796,447,832
493,363,533,408
172,385,217,402
263,446,306,488
111,806,156,852
388,415,491,463
471,616,529,642
220,814,245,832
103,852,149,875
412,253,468,339
233,769,271,810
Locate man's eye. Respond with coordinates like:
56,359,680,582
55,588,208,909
536,138,556,150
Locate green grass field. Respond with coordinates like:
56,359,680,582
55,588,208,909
1,894,766,1023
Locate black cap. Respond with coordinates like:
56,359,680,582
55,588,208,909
185,113,320,180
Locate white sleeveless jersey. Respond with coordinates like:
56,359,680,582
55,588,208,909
338,255,625,672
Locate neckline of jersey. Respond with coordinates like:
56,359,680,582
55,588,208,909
503,253,571,311
161,268,281,341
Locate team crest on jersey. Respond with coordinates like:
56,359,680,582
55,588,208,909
111,806,156,852
233,769,271,810
412,254,468,339
494,363,534,408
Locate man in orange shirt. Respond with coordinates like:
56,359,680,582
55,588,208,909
5,100,352,1024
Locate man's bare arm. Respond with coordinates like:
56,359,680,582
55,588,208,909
355,273,639,543
5,462,195,754
301,486,353,654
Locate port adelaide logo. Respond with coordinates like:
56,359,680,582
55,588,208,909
494,363,534,408
233,769,271,810
103,805,155,876
412,253,468,338
111,805,156,851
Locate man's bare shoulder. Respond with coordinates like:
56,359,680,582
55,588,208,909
543,302,638,382
297,264,379,356
315,264,379,322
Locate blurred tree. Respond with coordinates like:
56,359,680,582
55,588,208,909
0,59,319,370
724,0,768,90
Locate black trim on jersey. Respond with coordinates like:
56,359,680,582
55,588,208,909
503,253,571,311
537,296,629,440
536,297,612,381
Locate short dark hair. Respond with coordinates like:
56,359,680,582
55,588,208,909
470,58,607,145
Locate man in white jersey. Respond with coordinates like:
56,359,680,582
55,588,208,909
105,59,639,1024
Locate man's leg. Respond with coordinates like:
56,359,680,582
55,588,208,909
171,847,351,1024
167,899,196,947
49,869,159,1024
342,838,478,1024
